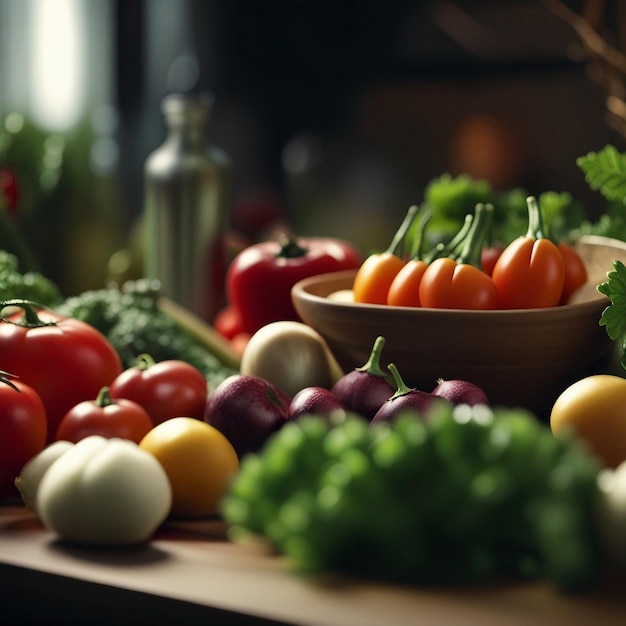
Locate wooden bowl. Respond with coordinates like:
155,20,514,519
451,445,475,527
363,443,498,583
292,236,626,419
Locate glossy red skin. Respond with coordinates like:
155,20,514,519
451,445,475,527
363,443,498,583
56,395,153,444
226,236,362,334
205,374,291,458
213,305,244,340
0,309,123,444
109,359,208,426
0,379,47,499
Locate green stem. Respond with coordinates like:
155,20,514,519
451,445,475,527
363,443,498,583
0,370,20,392
455,203,494,268
276,233,308,259
0,299,55,327
424,213,473,264
525,196,547,239
387,205,420,258
135,353,156,370
407,209,432,261
95,386,114,408
387,363,413,399
356,336,387,378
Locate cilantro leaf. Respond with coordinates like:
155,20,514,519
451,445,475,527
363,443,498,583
598,260,626,339
577,145,626,203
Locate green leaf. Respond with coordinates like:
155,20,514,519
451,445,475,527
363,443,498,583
598,260,626,339
577,145,626,203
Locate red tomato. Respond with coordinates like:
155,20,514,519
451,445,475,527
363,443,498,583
481,243,504,277
0,374,47,499
214,305,244,340
558,242,589,304
109,354,208,425
227,234,362,334
418,257,499,310
56,386,153,444
0,302,123,444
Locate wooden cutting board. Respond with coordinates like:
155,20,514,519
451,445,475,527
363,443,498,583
1,504,625,626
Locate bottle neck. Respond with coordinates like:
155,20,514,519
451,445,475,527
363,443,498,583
161,93,212,147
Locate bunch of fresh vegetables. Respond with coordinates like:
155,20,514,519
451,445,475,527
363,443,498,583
352,194,588,310
221,404,602,591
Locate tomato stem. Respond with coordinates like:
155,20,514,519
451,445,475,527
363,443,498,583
355,336,388,379
424,213,473,264
0,299,56,328
95,386,114,407
454,203,494,269
525,196,547,240
135,353,157,370
0,370,20,392
407,209,432,261
387,205,419,258
276,233,308,259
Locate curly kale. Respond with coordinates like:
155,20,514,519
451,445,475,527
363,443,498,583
56,279,236,389
0,250,64,306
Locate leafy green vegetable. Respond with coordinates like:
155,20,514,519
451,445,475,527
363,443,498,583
222,405,601,591
598,260,626,343
0,250,63,306
55,279,236,389
577,145,626,203
421,174,584,247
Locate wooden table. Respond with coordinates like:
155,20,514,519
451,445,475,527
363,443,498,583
1,503,625,626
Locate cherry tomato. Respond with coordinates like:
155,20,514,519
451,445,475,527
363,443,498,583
491,197,565,309
481,243,504,277
418,257,499,310
0,373,47,499
558,242,589,304
0,301,123,444
56,386,153,444
353,205,418,304
550,375,626,468
109,354,208,425
386,258,428,307
213,305,244,340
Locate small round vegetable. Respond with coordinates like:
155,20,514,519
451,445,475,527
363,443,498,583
550,374,626,468
431,378,489,406
0,373,47,499
109,354,208,426
288,387,346,421
15,440,74,516
56,387,153,444
240,321,343,397
331,336,394,420
205,374,290,458
140,417,239,518
371,364,449,426
37,435,172,545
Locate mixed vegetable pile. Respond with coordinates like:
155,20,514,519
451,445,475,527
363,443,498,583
4,145,626,595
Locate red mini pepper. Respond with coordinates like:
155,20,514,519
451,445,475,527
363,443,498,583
225,233,362,335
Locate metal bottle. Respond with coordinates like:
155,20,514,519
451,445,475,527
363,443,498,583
143,92,231,321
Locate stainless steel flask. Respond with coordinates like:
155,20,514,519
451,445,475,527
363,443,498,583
143,92,231,321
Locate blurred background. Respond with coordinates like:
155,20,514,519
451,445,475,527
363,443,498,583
0,0,623,297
